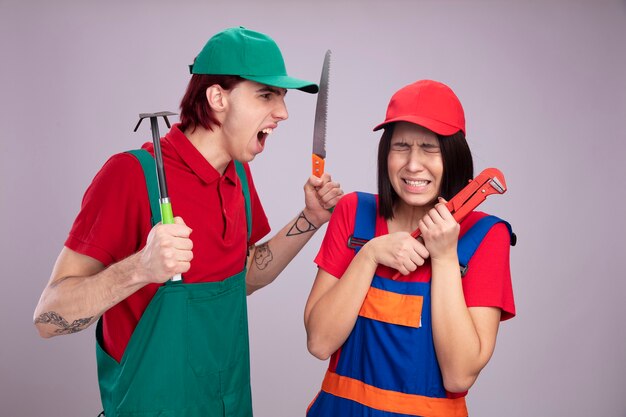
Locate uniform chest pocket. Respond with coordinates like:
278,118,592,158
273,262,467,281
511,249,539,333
358,287,423,328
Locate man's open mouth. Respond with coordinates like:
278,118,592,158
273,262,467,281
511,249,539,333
257,127,273,144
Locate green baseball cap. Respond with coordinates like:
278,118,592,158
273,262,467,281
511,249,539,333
189,27,319,94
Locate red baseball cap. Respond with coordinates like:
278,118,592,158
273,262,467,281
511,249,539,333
373,80,466,136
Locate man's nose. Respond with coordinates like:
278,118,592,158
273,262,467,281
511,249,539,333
273,99,289,121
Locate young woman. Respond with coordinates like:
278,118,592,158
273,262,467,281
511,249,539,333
304,79,515,417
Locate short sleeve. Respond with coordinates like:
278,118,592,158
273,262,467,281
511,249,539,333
462,222,516,320
65,153,152,266
314,192,359,279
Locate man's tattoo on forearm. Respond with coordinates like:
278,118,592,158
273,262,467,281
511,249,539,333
34,311,94,334
286,211,318,236
254,242,273,270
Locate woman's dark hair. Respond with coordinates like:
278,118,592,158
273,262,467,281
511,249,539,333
179,74,244,133
377,123,474,219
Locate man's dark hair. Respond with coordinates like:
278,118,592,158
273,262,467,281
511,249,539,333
179,74,244,133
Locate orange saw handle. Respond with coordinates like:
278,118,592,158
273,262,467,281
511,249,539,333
312,153,335,213
312,154,325,178
390,167,507,280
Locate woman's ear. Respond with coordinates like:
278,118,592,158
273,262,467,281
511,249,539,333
206,85,227,112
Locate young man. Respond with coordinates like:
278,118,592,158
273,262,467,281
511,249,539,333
34,27,342,416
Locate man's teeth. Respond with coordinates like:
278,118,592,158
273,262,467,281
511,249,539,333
405,179,429,186
261,128,273,135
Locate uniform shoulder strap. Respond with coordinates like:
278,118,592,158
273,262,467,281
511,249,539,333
348,192,377,253
457,215,515,277
126,149,161,226
125,152,251,240
234,161,252,242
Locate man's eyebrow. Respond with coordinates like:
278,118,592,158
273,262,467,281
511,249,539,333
257,86,287,96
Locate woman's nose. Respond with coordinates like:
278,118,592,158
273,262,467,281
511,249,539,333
405,147,425,171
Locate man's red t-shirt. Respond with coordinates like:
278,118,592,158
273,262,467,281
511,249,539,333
314,192,515,319
66,124,271,362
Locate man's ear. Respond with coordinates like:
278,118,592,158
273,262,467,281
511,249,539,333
206,85,227,112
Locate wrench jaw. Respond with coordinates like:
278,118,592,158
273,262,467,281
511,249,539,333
490,176,506,194
445,167,507,224
482,167,507,193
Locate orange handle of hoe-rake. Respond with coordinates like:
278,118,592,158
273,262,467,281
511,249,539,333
390,167,507,280
312,154,325,178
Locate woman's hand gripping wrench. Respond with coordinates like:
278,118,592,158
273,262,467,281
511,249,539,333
390,167,508,280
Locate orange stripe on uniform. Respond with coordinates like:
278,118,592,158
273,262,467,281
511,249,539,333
322,371,467,417
358,287,423,328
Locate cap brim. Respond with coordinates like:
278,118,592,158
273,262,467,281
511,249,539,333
242,75,319,94
373,115,463,136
